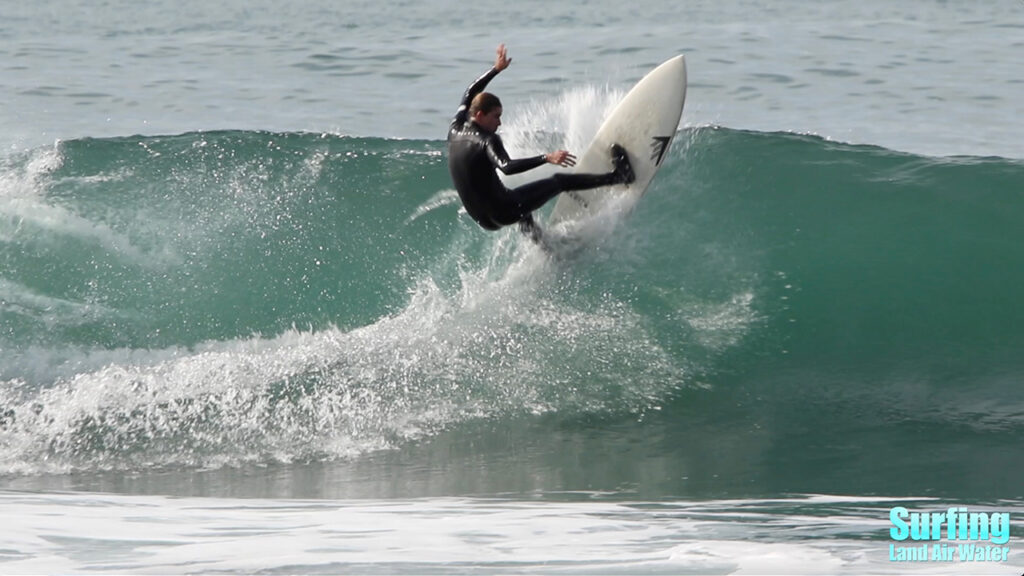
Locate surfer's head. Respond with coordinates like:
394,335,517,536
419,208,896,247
470,92,503,132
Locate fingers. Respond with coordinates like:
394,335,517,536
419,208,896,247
552,151,577,167
545,151,576,167
495,44,511,70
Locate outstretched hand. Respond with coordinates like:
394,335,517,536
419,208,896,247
494,43,512,71
546,150,577,167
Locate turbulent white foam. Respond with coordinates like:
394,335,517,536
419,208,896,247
4,491,1018,574
0,227,687,473
499,84,626,192
685,291,758,350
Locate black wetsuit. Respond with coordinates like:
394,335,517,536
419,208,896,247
447,67,622,232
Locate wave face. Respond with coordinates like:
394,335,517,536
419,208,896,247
2,127,1023,482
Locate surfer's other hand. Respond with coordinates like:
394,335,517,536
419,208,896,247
546,150,577,167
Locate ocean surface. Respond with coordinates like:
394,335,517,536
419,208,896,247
2,0,1023,573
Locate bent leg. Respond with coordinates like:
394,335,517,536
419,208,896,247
504,145,634,218
495,146,635,227
507,171,618,217
518,214,544,244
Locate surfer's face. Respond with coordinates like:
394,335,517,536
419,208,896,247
473,107,502,132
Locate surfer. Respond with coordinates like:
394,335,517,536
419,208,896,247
447,44,634,240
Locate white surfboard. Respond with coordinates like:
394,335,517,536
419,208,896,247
548,55,687,227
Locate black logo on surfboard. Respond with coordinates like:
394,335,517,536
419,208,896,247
650,136,671,166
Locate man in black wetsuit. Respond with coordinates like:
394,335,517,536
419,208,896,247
447,44,634,240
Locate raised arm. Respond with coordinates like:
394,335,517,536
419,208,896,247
451,44,512,127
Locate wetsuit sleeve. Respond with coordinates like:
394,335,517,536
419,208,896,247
451,67,501,128
486,135,547,175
